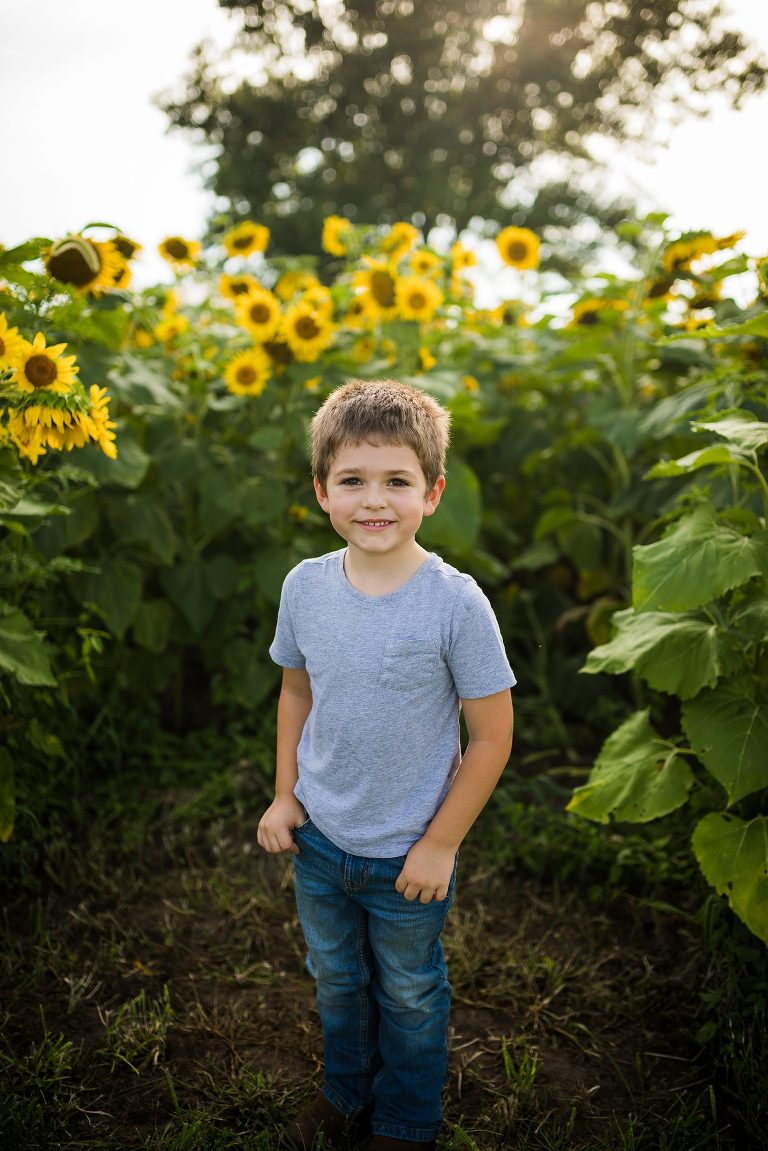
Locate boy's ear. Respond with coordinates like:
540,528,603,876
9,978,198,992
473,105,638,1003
314,477,330,513
423,475,446,517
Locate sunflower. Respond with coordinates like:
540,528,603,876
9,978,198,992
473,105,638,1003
282,302,336,363
300,284,334,320
408,250,442,277
220,273,259,301
45,234,123,295
352,336,376,363
496,226,540,270
353,260,401,322
0,312,23,370
111,259,132,290
235,287,282,342
418,347,437,372
396,275,444,323
275,270,322,301
570,298,628,327
16,332,78,395
222,221,270,259
113,234,143,261
663,236,717,274
490,299,529,327
7,385,117,463
343,295,370,329
449,241,477,273
379,221,419,261
154,315,190,343
322,215,353,257
158,236,201,268
223,347,271,396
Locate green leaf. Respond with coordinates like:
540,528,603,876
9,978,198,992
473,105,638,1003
4,496,68,518
566,710,694,824
658,313,768,341
115,354,184,410
105,495,176,565
71,557,143,640
0,746,14,843
0,238,49,269
692,416,768,453
204,553,239,600
418,455,481,551
132,599,174,654
240,479,288,528
160,561,216,635
33,492,99,557
693,814,768,945
632,508,768,612
582,608,741,699
647,444,739,478
0,608,56,686
77,434,150,490
682,681,768,804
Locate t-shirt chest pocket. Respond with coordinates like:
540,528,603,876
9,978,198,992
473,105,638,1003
380,636,440,689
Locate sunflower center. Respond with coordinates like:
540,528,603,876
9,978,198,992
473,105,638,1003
231,280,251,295
249,302,272,324
233,233,255,250
166,238,191,260
409,292,427,309
296,315,321,340
236,365,258,385
264,340,293,364
48,244,100,287
371,272,395,307
505,241,528,263
0,337,5,356
577,310,600,326
25,354,58,388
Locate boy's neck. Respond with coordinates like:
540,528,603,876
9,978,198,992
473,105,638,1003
343,542,430,596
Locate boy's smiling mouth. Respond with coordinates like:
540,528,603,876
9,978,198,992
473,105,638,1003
357,519,393,528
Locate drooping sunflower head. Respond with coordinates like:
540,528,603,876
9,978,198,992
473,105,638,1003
113,234,143,261
17,332,79,395
322,215,353,258
396,275,444,323
281,302,335,363
223,346,271,396
222,221,270,259
45,234,123,295
158,236,201,269
0,312,24,370
235,287,282,343
496,226,540,270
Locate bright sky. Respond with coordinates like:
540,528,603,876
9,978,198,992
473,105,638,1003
2,0,767,286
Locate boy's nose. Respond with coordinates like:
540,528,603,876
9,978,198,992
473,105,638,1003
363,487,386,508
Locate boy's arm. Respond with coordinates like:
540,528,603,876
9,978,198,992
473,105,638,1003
395,689,514,902
257,667,313,855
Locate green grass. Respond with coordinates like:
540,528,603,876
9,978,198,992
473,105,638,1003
1,744,766,1151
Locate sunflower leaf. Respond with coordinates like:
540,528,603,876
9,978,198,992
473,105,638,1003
693,814,768,945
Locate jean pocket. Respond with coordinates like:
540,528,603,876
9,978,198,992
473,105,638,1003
293,814,311,833
380,638,439,689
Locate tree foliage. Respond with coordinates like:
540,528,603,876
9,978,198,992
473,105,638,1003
160,0,767,254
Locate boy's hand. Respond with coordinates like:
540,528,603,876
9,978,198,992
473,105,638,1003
257,795,306,854
395,837,456,903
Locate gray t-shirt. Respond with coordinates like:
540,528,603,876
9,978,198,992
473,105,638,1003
269,549,516,857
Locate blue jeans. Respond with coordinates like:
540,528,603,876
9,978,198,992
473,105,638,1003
291,817,457,1142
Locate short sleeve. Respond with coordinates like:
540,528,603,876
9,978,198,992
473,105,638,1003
269,566,306,669
448,582,516,699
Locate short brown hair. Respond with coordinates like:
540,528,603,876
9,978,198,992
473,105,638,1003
311,378,451,488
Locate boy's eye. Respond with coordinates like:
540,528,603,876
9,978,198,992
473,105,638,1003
388,478,409,486
340,477,362,485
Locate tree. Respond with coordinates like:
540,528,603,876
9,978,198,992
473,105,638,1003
160,0,767,256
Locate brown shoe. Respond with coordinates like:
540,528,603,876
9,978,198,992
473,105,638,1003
366,1138,436,1151
280,1091,368,1150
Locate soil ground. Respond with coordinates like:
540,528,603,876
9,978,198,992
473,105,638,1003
1,785,748,1151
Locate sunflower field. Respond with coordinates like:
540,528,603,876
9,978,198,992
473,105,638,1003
1,214,767,951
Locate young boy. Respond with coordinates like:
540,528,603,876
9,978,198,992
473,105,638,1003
257,378,515,1150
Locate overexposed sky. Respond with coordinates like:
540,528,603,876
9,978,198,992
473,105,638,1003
2,0,767,286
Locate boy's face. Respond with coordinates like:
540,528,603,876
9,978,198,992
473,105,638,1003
314,440,445,560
